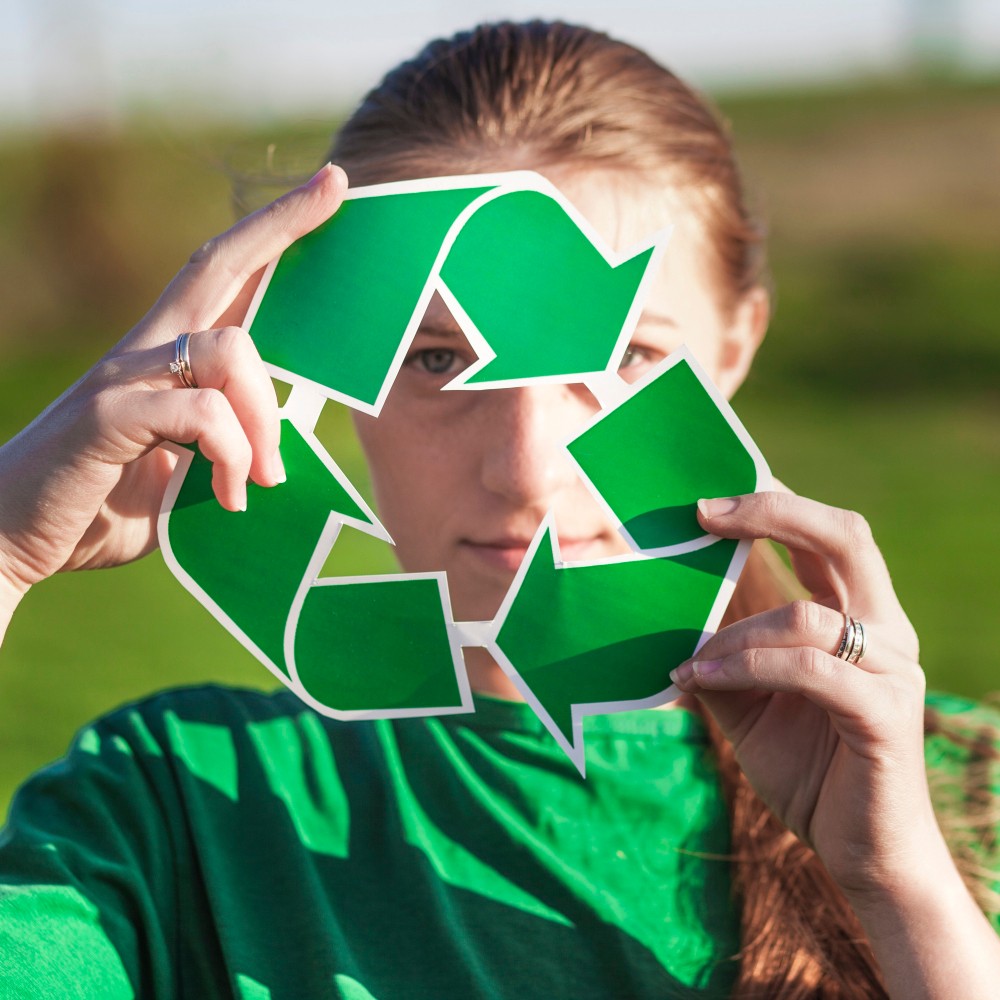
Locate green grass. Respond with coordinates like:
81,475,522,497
2,78,999,817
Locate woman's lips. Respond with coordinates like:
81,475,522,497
462,540,531,573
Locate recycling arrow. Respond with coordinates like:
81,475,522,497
487,349,769,771
438,189,656,386
159,416,471,718
161,419,376,678
242,172,666,413
567,347,761,553
289,572,468,718
492,518,740,768
246,182,494,411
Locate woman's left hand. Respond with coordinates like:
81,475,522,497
670,489,930,900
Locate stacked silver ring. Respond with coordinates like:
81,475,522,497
168,332,198,388
836,614,867,664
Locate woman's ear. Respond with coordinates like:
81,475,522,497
713,285,769,399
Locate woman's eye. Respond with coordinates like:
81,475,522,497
412,348,461,375
617,343,665,383
619,345,650,370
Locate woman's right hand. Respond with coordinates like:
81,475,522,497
0,163,347,627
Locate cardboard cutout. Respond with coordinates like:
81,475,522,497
158,171,770,774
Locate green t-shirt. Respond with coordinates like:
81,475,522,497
0,687,740,999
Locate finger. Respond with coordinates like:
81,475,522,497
672,645,925,753
690,601,895,681
693,599,878,666
129,163,348,347
108,328,283,487
697,491,893,614
185,327,282,486
671,646,875,726
214,264,268,331
113,387,253,512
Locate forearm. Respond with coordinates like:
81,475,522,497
846,829,1000,999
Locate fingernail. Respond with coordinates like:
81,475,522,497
304,163,333,189
692,659,723,677
271,449,286,485
670,662,694,685
698,497,740,518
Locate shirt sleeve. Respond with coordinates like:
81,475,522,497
0,716,182,999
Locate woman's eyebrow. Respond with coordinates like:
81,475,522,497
637,312,678,329
414,323,462,339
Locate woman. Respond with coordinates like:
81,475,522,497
1,20,998,999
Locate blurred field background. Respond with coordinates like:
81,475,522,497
1,72,999,818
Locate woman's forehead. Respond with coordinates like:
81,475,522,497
411,166,719,338
418,293,465,334
539,166,697,246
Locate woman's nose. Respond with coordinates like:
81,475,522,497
478,383,596,505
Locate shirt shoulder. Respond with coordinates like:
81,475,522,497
924,690,1000,933
924,690,1000,769
0,684,370,999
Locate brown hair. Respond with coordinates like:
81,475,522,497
330,20,766,318
716,547,889,996
329,21,997,995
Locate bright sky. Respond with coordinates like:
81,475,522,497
2,0,998,128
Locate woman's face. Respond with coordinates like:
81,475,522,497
352,169,766,622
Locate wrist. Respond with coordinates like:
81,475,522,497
844,835,967,941
837,812,956,925
818,785,943,901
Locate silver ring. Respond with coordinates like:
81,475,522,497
836,613,853,658
849,619,867,664
836,614,867,664
168,332,198,388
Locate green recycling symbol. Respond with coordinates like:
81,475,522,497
158,171,770,773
